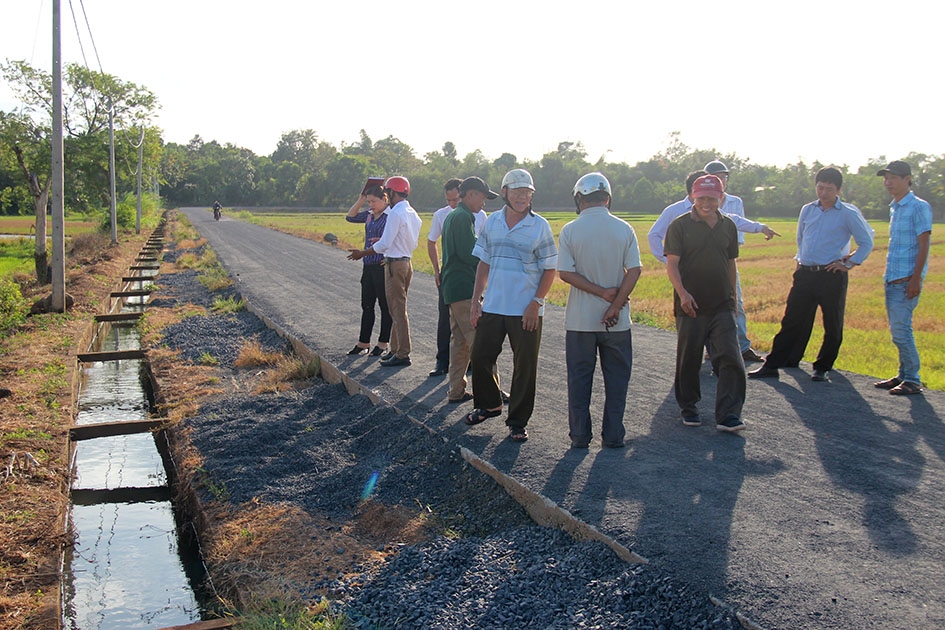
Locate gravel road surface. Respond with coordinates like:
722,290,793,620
181,207,945,629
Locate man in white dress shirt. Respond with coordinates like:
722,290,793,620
348,176,422,367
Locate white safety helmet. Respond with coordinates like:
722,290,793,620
573,172,612,198
501,168,535,191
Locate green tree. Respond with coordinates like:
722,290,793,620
1,59,159,280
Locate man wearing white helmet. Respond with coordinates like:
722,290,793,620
557,173,642,449
465,168,557,443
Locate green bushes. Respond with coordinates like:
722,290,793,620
98,192,163,232
0,278,28,334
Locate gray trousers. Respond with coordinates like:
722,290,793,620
675,311,746,422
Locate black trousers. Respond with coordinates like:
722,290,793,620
435,284,450,368
764,268,848,372
470,312,542,429
358,264,392,345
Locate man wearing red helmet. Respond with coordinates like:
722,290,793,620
348,176,422,367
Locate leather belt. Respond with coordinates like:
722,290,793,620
798,264,829,272
887,276,912,285
386,256,411,262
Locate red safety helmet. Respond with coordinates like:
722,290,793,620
384,176,411,196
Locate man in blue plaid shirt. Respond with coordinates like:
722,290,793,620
873,161,933,396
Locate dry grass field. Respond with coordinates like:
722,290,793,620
238,209,942,390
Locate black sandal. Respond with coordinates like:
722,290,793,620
370,345,386,356
464,408,502,425
508,427,528,442
347,345,369,355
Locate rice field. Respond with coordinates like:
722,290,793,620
240,209,945,390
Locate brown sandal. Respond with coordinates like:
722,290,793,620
889,381,923,395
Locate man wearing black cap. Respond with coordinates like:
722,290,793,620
440,177,498,403
704,159,777,363
649,164,779,364
873,160,932,395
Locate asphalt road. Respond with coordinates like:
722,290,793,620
183,207,945,629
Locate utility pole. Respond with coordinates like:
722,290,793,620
50,0,66,312
109,102,117,244
136,126,144,234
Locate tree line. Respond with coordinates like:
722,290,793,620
2,61,943,224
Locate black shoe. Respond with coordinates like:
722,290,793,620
447,392,474,404
371,345,386,357
811,369,829,382
742,348,765,362
428,365,448,377
380,356,411,367
682,415,701,427
347,345,369,356
570,440,590,449
602,440,625,449
716,416,746,432
748,365,779,379
379,351,395,361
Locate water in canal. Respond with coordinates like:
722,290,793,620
63,287,210,628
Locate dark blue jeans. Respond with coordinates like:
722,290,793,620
566,330,632,446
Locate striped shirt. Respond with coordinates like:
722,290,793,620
346,209,388,266
885,191,933,282
472,207,557,316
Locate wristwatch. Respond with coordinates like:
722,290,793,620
532,297,545,306
842,260,854,269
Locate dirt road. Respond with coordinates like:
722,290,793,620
183,207,945,629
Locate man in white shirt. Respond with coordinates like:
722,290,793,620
348,176,422,367
648,163,780,362
558,173,642,449
426,178,487,377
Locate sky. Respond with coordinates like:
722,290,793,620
2,0,943,171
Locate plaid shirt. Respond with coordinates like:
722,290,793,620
884,191,933,282
472,207,557,316
346,209,388,266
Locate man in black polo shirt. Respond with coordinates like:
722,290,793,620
664,174,746,432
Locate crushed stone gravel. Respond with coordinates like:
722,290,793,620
157,241,740,628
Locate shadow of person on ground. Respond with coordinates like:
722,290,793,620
770,370,923,556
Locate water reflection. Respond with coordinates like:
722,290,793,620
64,283,206,628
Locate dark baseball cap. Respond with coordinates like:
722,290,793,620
459,176,499,199
877,160,911,177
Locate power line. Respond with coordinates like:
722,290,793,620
78,0,105,74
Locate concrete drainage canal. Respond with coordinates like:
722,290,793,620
62,229,213,629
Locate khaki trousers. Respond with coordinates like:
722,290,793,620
384,259,413,359
448,300,476,399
